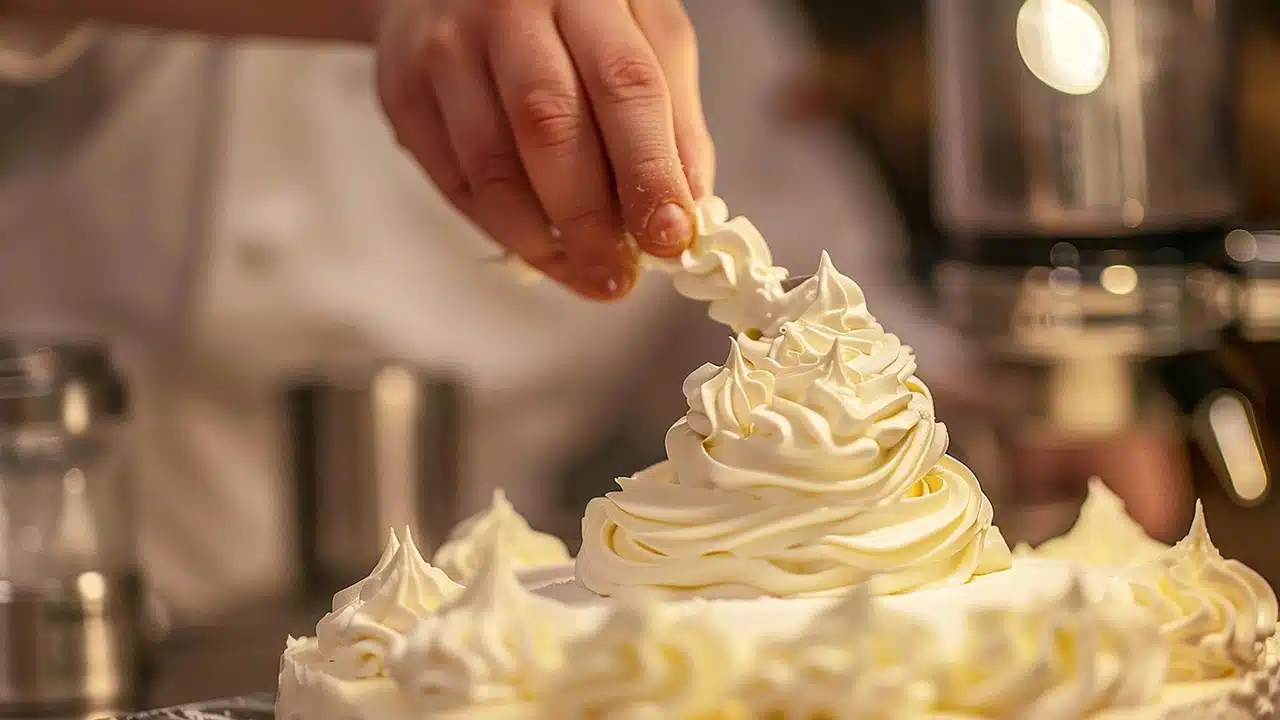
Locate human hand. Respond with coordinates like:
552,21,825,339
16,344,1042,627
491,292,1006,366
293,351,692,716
374,0,714,301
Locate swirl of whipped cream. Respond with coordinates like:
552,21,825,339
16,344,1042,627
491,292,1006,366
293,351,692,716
676,337,943,502
938,574,1168,720
1121,502,1279,681
759,251,880,338
741,583,939,719
1016,478,1170,567
577,453,1010,598
547,596,748,719
431,488,571,585
316,528,462,679
645,196,789,334
388,544,566,716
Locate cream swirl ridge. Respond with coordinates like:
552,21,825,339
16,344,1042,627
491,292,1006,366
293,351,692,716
1122,502,1279,681
646,196,789,334
316,528,462,679
677,337,943,502
432,488,570,585
389,544,566,715
937,574,1168,720
577,454,1009,598
547,595,748,719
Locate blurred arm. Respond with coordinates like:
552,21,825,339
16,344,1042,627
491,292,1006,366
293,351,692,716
0,0,383,43
0,19,93,82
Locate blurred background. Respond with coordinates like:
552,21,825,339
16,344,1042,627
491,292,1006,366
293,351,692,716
3,0,1280,716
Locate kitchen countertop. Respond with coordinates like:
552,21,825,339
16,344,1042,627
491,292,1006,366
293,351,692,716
126,596,326,717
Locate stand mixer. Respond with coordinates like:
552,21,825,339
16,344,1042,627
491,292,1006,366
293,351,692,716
792,0,1271,548
929,0,1270,538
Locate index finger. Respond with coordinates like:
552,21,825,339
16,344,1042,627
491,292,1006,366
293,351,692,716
556,0,694,258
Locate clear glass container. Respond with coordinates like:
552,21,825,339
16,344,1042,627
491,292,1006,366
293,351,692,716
0,341,145,717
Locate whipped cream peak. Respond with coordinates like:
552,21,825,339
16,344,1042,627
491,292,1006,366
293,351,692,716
1019,478,1171,567
939,571,1167,720
548,595,747,719
389,543,565,713
682,338,775,440
1124,502,1279,681
765,250,879,338
332,528,400,611
432,488,571,585
316,527,461,680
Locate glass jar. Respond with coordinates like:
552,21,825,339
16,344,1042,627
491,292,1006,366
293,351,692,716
0,341,145,718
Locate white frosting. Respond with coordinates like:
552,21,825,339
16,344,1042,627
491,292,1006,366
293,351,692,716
331,528,401,610
578,250,1010,599
1017,478,1171,568
281,194,1280,720
388,544,565,716
316,529,462,679
1121,503,1279,682
646,195,790,334
432,488,571,585
742,583,939,718
547,595,748,719
938,574,1168,719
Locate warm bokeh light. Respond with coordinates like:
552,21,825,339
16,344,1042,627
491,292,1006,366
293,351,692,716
1016,0,1111,95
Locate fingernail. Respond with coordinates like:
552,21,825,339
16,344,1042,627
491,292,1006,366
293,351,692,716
647,202,693,255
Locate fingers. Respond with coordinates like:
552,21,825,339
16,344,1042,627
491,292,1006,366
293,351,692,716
376,6,473,215
486,2,637,297
630,0,715,199
557,0,695,258
425,17,595,295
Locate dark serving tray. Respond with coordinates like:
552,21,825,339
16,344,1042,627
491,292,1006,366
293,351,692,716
121,694,274,719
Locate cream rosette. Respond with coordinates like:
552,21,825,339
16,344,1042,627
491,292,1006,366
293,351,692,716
316,529,462,679
1120,502,1279,682
577,253,1010,599
432,488,570,585
1015,478,1170,568
938,574,1168,720
741,583,939,719
648,195,790,334
388,545,566,717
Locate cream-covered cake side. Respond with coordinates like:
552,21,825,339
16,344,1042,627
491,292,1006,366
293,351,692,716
280,495,1280,719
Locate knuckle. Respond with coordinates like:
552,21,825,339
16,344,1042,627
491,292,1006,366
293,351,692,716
556,205,617,235
628,151,681,185
463,147,525,193
596,52,665,104
423,19,466,65
512,85,584,150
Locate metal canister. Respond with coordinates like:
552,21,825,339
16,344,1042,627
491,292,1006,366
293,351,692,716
930,0,1238,239
0,340,146,718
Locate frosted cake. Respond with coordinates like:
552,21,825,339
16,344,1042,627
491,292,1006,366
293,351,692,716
279,198,1280,719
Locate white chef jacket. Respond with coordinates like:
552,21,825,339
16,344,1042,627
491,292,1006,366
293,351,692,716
0,2,966,623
